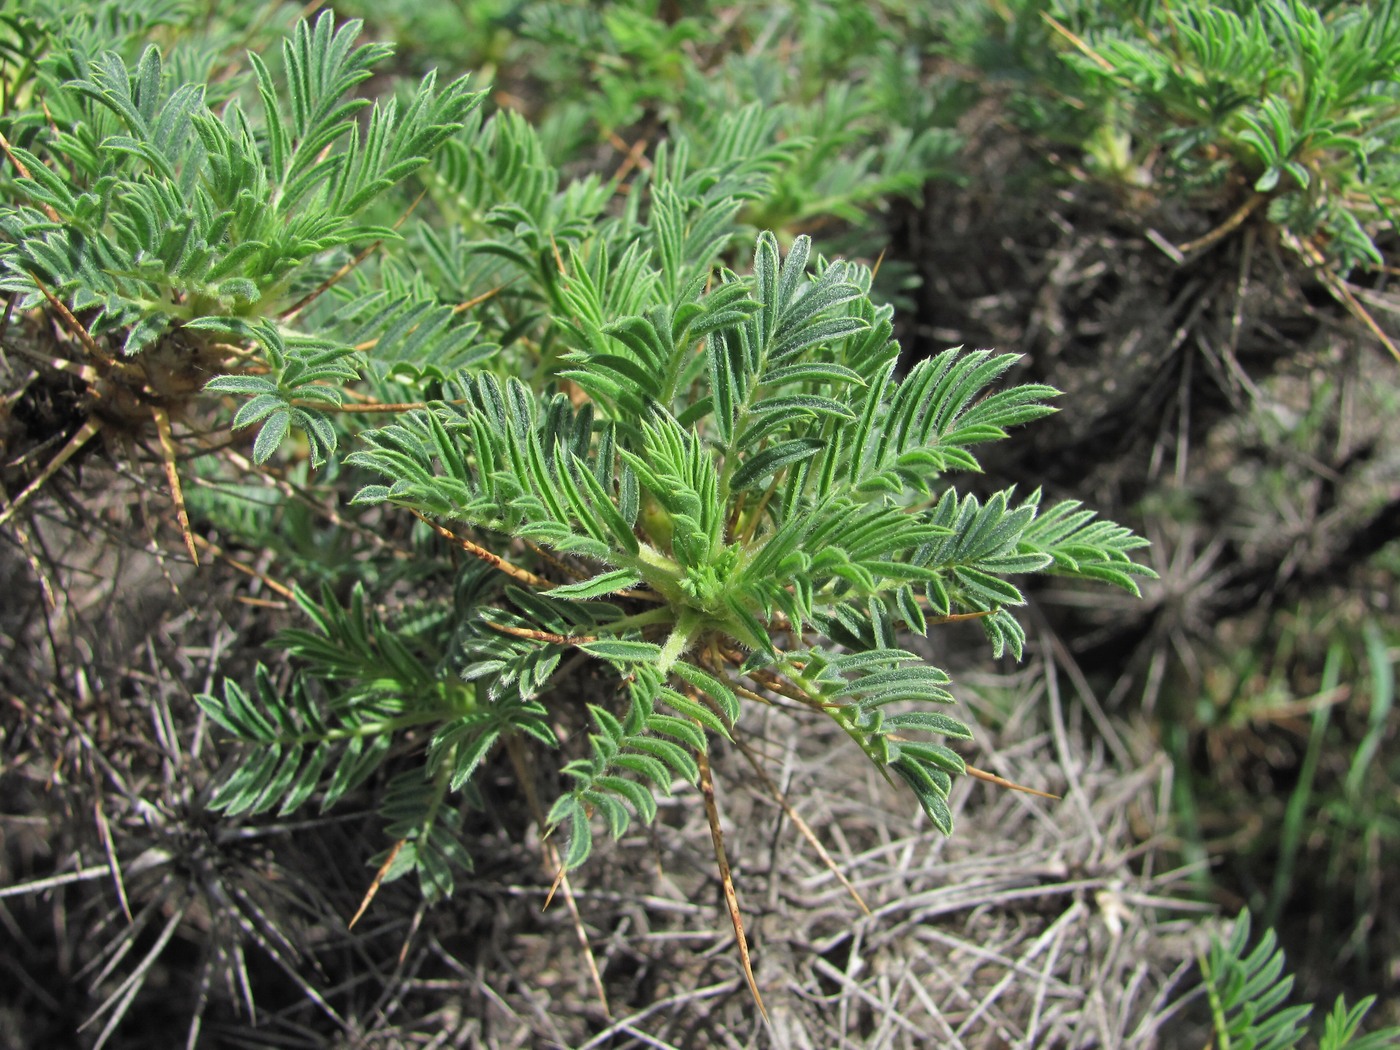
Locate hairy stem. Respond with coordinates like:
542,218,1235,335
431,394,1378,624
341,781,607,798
657,610,702,674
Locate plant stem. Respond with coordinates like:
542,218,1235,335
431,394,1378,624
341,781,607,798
657,610,701,674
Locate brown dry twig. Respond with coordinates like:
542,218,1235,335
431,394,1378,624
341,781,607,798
408,508,553,588
505,734,611,1019
698,746,768,1022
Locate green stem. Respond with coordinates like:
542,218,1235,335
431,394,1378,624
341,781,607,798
657,609,702,674
597,606,674,635
258,707,453,748
778,662,891,765
627,543,687,604
1200,952,1230,1050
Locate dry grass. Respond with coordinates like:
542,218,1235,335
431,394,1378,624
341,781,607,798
1,478,1214,1048
451,652,1211,1050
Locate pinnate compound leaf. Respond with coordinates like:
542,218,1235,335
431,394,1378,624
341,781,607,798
730,438,826,491
548,569,643,600
578,639,664,662
670,661,740,726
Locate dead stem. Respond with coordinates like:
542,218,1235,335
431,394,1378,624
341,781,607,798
504,734,611,1018
734,736,872,915
408,508,553,588
697,747,769,1022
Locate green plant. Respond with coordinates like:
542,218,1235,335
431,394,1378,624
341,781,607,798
947,0,1400,275
0,5,483,546
1,1,1156,1023
1168,604,1400,978
202,220,1156,908
1152,360,1400,984
344,0,962,258
1201,909,1400,1049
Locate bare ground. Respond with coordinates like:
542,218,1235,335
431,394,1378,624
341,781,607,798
2,478,1215,1049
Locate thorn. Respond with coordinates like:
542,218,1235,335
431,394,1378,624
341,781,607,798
698,748,769,1023
549,232,568,278
279,188,422,322
0,128,32,178
504,735,610,1017
27,272,111,365
1176,192,1267,256
925,608,997,625
152,406,197,565
233,595,291,610
299,396,432,413
94,798,132,924
6,516,59,612
735,737,870,915
483,619,597,646
543,863,566,912
964,763,1061,800
1040,11,1115,71
0,129,61,222
192,534,297,600
452,279,516,315
4,340,102,384
398,901,426,966
745,667,817,706
1286,231,1400,366
280,239,384,322
349,838,405,930
408,508,553,588
606,132,652,188
523,538,590,580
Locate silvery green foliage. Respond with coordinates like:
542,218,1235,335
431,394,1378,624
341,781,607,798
0,9,483,463
1018,0,1400,272
343,229,1156,874
2,5,1155,900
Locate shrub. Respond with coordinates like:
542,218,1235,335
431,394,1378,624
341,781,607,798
943,0,1400,276
0,1,1156,1024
